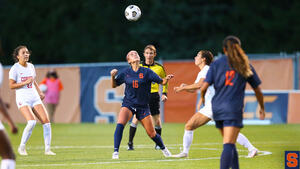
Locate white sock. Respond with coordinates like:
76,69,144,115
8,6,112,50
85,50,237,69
236,133,255,151
182,130,194,154
43,123,52,151
1,159,16,169
20,120,36,147
130,123,137,128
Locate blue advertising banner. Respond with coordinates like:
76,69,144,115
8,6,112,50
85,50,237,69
197,91,289,124
80,63,127,123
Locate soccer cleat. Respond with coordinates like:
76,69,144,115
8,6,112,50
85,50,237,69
18,146,28,156
172,152,188,158
112,152,119,159
45,150,56,155
162,147,172,157
247,148,258,158
155,145,161,150
127,142,134,151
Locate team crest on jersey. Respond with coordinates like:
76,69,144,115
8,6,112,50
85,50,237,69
139,73,144,79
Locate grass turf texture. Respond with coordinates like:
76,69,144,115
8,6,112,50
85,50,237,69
4,123,300,169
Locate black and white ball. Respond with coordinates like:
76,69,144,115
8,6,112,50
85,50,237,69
125,5,141,21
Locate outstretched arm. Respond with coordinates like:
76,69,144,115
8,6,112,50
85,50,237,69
110,69,118,88
174,78,205,93
253,86,265,120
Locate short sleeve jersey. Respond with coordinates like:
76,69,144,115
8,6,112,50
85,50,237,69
9,62,39,97
194,65,215,105
205,56,261,121
115,67,163,108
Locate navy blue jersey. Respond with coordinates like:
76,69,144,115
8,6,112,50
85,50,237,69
115,67,163,108
205,56,261,121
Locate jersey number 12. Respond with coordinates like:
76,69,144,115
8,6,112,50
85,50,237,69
225,70,235,86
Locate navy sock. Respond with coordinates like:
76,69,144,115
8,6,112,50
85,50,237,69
128,126,137,143
231,145,239,169
220,143,235,169
114,123,124,152
151,134,165,150
155,126,162,136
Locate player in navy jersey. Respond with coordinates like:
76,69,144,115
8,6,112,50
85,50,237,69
110,50,174,159
201,36,265,169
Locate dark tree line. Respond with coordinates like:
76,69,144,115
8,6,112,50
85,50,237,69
0,0,299,65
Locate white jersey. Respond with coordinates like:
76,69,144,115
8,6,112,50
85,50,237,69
9,62,40,101
195,65,215,106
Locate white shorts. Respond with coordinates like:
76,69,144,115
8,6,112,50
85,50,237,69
0,121,4,130
16,95,43,109
198,104,213,120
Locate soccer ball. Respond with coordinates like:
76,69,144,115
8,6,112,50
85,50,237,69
125,5,141,21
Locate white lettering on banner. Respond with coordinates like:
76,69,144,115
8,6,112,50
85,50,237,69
243,95,276,119
93,76,124,123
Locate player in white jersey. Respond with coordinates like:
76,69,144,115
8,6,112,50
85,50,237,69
0,62,18,169
172,50,258,158
9,46,55,156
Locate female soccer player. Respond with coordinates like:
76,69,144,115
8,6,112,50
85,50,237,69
201,36,265,169
172,50,258,158
9,45,55,156
111,50,173,159
127,45,168,150
0,62,18,169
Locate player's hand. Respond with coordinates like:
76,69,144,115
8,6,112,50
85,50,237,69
110,69,118,76
11,125,18,134
23,77,33,85
174,86,183,93
259,109,265,120
166,74,174,80
39,92,45,100
161,94,168,102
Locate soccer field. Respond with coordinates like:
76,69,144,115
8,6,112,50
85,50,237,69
5,123,300,169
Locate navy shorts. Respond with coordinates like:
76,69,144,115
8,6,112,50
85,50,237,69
215,119,243,129
122,104,150,121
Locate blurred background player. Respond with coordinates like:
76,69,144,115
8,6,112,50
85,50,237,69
128,45,168,150
0,62,17,169
173,50,258,158
201,36,265,169
110,50,174,159
9,45,56,156
39,69,63,123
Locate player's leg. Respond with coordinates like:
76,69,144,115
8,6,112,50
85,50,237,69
32,104,55,155
218,121,240,169
128,115,138,150
18,106,36,156
236,133,258,158
0,126,16,169
173,113,211,158
151,114,162,150
45,103,56,123
113,107,133,159
140,115,171,157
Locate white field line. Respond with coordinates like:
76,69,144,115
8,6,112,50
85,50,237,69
18,144,272,168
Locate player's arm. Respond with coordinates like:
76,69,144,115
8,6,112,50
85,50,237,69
174,78,204,93
253,86,265,120
34,80,45,100
0,97,18,134
200,82,209,106
9,78,33,89
110,69,118,88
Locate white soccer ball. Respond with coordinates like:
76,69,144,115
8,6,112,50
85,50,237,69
125,5,141,21
39,84,47,92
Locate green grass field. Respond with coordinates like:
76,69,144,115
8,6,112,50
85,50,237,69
4,123,300,169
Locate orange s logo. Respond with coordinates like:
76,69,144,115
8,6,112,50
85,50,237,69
225,70,235,86
139,73,144,79
287,153,299,168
